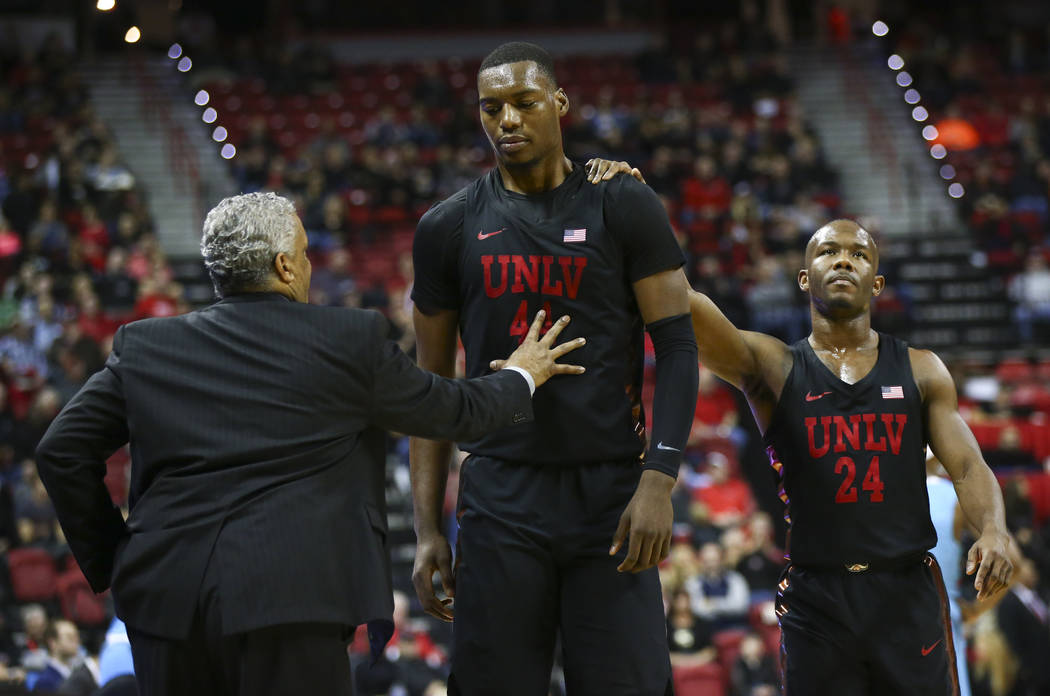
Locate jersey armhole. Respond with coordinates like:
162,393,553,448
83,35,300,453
761,346,800,441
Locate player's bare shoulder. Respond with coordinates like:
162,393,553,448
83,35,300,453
686,289,792,398
906,345,954,404
740,330,794,404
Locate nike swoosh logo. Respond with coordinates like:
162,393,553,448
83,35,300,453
477,229,504,240
921,640,942,656
656,442,680,452
805,391,832,402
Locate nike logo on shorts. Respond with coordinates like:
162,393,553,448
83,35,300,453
921,639,942,656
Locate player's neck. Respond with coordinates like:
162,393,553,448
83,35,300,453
496,154,572,195
808,309,876,353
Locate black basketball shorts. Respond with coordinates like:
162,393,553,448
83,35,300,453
776,553,958,696
447,455,673,696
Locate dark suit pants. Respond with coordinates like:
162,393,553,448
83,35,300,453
128,621,353,696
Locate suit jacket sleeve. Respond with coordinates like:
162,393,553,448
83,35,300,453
365,312,533,440
36,326,130,593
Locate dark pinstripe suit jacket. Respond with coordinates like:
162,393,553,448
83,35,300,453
36,292,532,640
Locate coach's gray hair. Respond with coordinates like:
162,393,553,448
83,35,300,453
200,192,298,298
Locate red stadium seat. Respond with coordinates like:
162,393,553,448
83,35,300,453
713,628,749,675
56,569,107,626
1024,473,1050,527
673,662,726,696
1035,360,1050,381
749,604,783,670
7,548,58,602
995,359,1033,383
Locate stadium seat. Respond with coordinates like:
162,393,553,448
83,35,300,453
713,628,749,675
1023,473,1050,527
56,569,107,627
995,358,1033,383
7,548,58,602
673,662,726,696
748,603,783,669
1035,359,1050,381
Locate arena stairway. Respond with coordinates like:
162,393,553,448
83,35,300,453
790,42,960,236
791,43,1016,357
84,54,234,303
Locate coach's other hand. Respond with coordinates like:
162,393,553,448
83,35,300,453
610,469,675,573
496,311,586,387
585,158,646,184
967,530,1014,601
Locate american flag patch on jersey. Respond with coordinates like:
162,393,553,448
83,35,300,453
563,228,587,243
881,385,904,399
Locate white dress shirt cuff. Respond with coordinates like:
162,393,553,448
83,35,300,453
503,366,536,396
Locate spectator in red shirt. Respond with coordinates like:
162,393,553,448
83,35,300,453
132,278,181,320
693,452,756,530
76,204,109,273
681,156,731,219
75,293,119,344
690,364,740,446
0,213,22,278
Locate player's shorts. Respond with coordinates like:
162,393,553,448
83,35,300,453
776,552,959,696
448,455,672,696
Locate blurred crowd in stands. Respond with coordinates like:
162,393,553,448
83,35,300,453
0,9,1046,695
0,29,172,695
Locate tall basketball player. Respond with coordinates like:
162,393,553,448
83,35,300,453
410,42,698,695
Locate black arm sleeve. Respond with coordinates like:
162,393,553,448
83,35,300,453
644,313,698,478
411,193,465,314
603,175,685,282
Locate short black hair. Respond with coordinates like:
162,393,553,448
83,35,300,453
479,42,557,85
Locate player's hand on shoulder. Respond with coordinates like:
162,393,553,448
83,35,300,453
412,531,456,622
967,530,1014,601
585,158,646,184
610,469,675,573
495,310,586,388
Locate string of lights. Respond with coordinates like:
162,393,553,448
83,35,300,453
166,44,236,160
873,20,965,200
96,0,236,162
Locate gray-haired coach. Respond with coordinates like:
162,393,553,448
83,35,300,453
35,192,586,696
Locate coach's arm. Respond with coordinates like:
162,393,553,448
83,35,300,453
36,327,131,593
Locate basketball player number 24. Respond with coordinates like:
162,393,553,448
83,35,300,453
510,300,554,343
834,455,884,503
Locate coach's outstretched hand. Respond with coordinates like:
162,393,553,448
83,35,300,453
610,470,675,573
498,310,586,388
585,158,646,184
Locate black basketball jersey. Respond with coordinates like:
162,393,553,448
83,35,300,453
412,164,684,464
763,333,936,566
